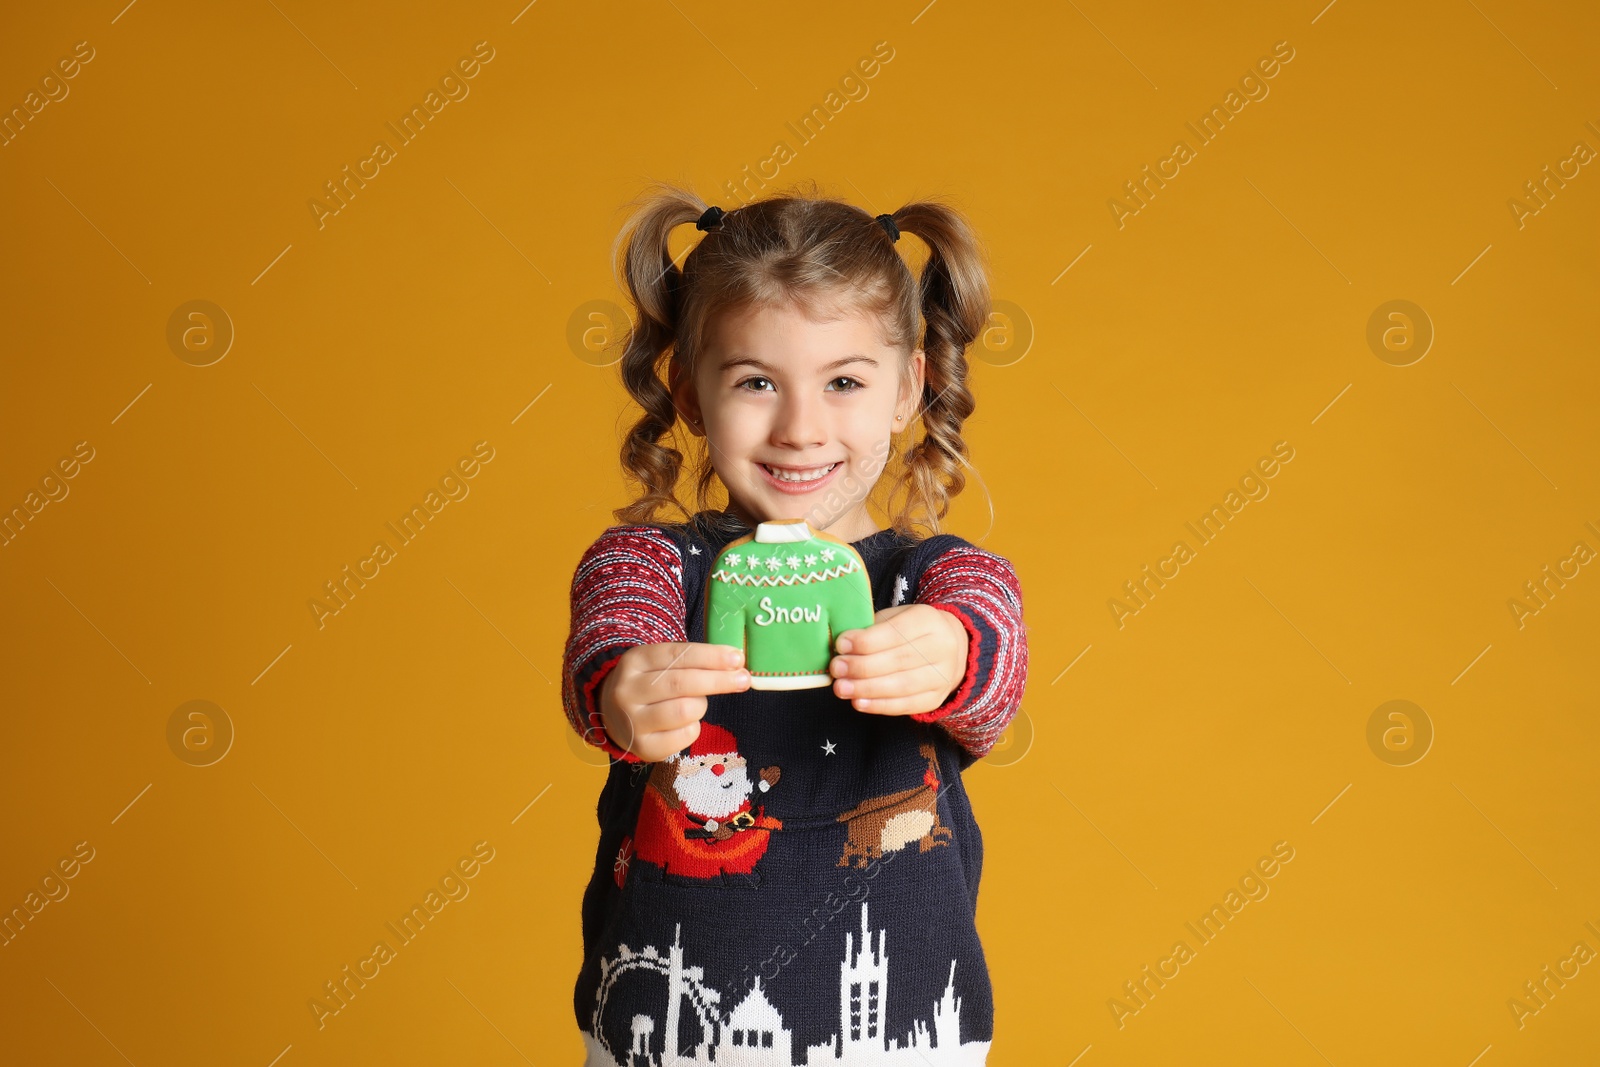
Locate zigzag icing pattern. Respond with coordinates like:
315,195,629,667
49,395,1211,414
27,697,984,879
709,559,860,587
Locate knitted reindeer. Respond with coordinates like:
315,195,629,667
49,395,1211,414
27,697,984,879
835,742,953,868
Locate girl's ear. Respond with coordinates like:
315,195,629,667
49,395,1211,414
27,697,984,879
896,347,926,425
668,356,703,434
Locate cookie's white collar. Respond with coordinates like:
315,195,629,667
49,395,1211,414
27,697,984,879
755,519,813,544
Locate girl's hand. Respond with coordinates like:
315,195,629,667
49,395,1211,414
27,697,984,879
829,605,969,716
598,642,750,762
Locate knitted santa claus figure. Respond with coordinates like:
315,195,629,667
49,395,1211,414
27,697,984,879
628,723,783,882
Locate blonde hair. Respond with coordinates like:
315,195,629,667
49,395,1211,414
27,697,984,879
608,178,991,539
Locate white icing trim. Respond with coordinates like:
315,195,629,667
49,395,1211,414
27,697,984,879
747,672,832,690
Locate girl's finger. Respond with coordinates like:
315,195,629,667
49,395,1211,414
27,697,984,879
637,641,745,674
640,666,750,699
633,659,752,700
850,689,942,716
834,662,949,701
647,717,703,754
834,622,897,656
833,637,939,680
636,696,707,733
836,606,928,655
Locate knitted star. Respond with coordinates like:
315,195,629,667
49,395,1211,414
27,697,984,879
764,556,781,571
786,555,801,569
726,553,741,565
821,548,836,561
805,554,818,566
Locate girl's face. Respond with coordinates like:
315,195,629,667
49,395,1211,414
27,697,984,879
675,298,924,542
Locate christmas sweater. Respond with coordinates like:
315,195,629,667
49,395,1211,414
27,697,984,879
704,518,876,689
560,510,1029,1065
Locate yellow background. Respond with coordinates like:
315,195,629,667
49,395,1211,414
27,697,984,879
3,0,1597,1063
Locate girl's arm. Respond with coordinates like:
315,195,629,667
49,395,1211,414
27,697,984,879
562,525,686,763
909,545,1029,760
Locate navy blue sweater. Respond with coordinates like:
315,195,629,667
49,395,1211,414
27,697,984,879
563,510,1028,1064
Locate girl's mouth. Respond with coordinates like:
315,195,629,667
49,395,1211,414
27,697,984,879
757,461,843,493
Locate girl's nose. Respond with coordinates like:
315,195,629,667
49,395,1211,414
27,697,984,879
773,396,825,448
712,763,725,776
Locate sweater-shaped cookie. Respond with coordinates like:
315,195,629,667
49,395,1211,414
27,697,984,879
704,518,876,689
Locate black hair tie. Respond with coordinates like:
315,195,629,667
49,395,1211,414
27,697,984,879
876,213,900,242
696,205,725,231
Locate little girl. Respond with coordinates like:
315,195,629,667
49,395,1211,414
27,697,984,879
562,181,1028,1065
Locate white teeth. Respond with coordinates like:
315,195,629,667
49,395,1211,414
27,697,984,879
763,462,838,484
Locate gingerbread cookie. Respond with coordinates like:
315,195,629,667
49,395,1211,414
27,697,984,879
704,518,875,690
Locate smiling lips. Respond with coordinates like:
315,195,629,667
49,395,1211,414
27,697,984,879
757,460,843,493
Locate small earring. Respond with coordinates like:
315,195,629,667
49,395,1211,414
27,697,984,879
895,415,903,421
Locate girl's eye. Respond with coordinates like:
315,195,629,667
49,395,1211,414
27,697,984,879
827,377,863,392
737,376,774,392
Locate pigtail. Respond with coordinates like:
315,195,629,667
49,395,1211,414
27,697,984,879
610,182,708,525
884,200,992,537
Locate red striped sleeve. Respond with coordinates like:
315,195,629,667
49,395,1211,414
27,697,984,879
911,545,1028,760
561,525,687,763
